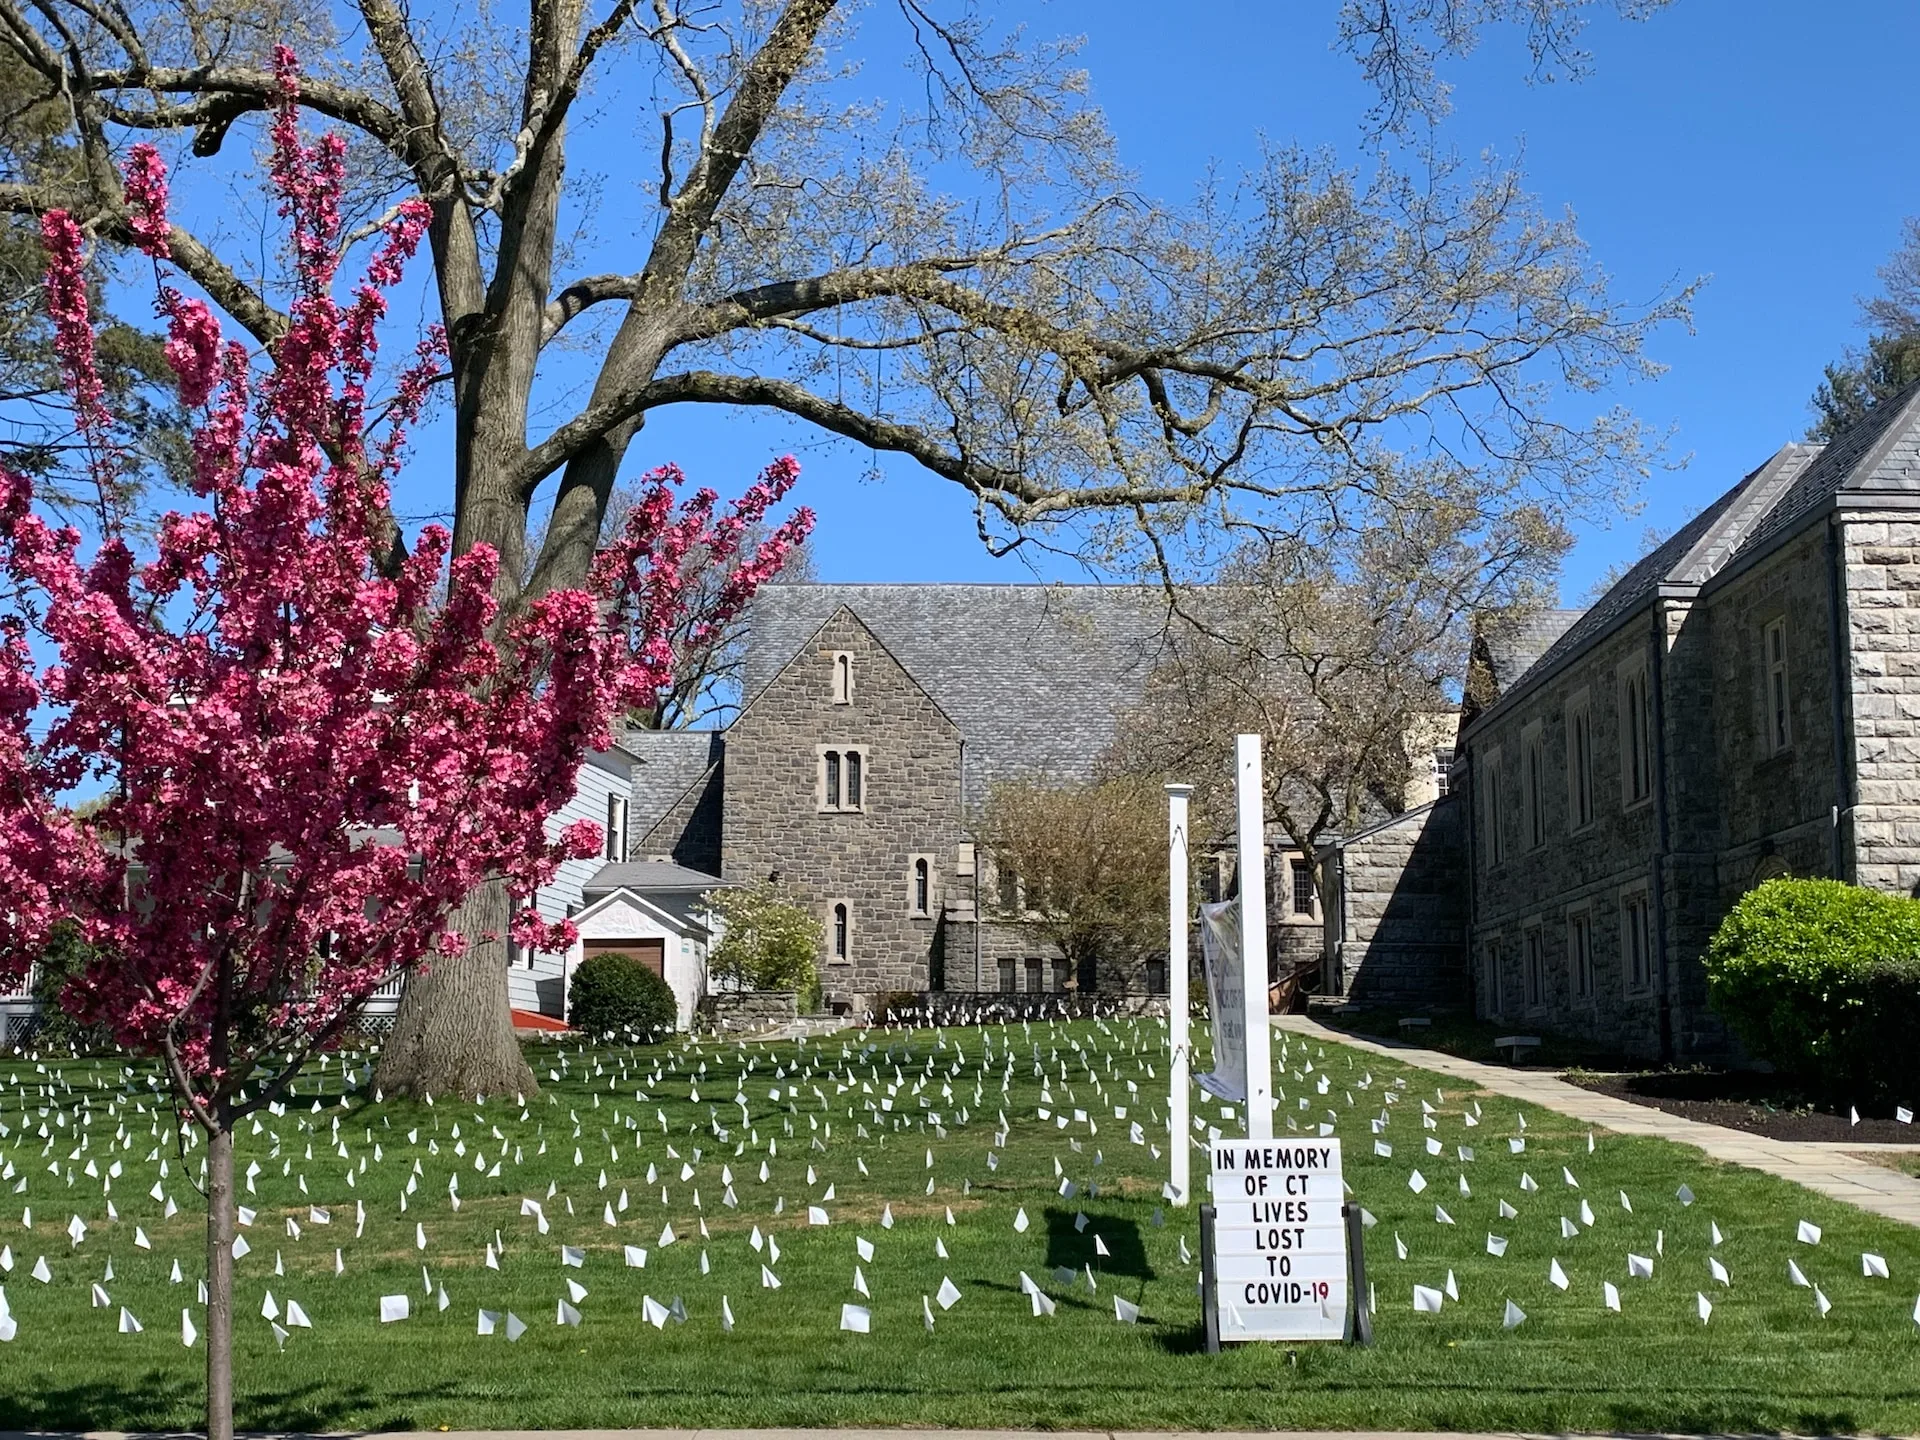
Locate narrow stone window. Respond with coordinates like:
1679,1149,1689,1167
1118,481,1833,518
1569,909,1593,997
997,957,1017,992
913,858,930,915
1524,926,1544,1008
1524,726,1545,849
846,748,864,808
1764,618,1791,753
604,793,628,862
823,750,841,809
1483,747,1505,865
1621,667,1653,804
1290,859,1315,916
996,863,1019,913
1622,890,1652,990
832,902,849,961
831,651,853,704
1567,696,1594,831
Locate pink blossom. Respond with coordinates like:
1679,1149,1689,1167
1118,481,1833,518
121,143,172,259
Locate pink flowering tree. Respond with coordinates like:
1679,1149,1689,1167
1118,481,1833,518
0,55,810,1440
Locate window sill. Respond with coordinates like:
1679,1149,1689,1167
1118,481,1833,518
1621,796,1653,815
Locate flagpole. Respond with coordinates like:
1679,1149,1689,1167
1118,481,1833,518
1236,734,1273,1142
1166,782,1194,1206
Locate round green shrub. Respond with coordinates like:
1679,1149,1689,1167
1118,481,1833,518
1704,877,1920,1100
568,953,678,1041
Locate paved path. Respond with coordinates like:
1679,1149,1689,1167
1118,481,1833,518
1274,1014,1920,1227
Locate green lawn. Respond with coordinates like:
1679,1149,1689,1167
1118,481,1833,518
1,1018,1918,1433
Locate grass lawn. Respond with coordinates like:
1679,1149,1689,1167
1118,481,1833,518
1,1017,1918,1433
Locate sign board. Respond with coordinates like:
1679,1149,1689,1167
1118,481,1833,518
1208,1138,1348,1341
1197,900,1246,1103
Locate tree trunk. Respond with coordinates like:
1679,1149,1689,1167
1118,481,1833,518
375,874,539,1099
205,1122,235,1440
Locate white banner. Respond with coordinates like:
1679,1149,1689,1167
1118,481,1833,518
1197,900,1247,1103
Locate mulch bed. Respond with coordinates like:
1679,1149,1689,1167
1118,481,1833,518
1569,1070,1920,1143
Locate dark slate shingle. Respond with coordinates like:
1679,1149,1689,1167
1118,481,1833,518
740,584,1175,806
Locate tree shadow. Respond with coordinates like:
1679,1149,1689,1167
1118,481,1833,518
1040,1205,1153,1281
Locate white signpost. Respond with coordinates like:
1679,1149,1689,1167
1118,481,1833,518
1205,1138,1353,1343
1194,734,1370,1349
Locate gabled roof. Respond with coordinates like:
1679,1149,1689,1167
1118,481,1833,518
624,729,724,839
582,859,724,894
572,884,713,939
739,584,1175,805
1462,441,1826,735
1723,380,1920,568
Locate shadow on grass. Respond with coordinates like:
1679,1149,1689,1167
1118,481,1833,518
0,1370,469,1435
1041,1206,1153,1281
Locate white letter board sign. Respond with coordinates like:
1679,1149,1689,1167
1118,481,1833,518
1208,1138,1348,1341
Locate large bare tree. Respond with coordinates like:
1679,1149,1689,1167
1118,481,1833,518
0,0,1681,1095
1108,497,1568,886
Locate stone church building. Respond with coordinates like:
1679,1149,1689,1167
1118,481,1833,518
1325,383,1920,1061
630,584,1188,1013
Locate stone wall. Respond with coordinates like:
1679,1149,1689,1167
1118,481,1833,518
639,756,724,874
721,607,964,1011
701,989,799,1030
1321,799,1467,1006
1840,512,1920,895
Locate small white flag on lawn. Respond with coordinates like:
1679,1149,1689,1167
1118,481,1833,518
624,1245,648,1268
1549,1259,1569,1291
1487,1234,1508,1257
1114,1294,1141,1324
1435,1206,1454,1226
232,1235,251,1260
1412,1284,1443,1313
1864,1252,1891,1279
505,1312,527,1341
643,1295,670,1329
117,1306,141,1334
1628,1253,1653,1279
561,1245,585,1268
286,1299,311,1328
379,1294,409,1323
1408,1170,1427,1194
856,1236,875,1262
181,1308,197,1347
721,1296,735,1333
808,1206,830,1226
840,1302,870,1333
1498,1199,1518,1220
134,1227,151,1251
1897,1106,1913,1124
1710,1221,1724,1246
1502,1299,1525,1329
1676,1184,1695,1206
1603,1281,1621,1312
1797,1219,1822,1245
478,1309,498,1336
1814,1285,1832,1318
557,1299,581,1327
261,1291,279,1321
1013,1207,1029,1233
936,1276,962,1310
1789,1258,1810,1287
1709,1256,1730,1287
1519,1173,1539,1193
1696,1292,1712,1323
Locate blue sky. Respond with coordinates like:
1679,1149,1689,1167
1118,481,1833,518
529,0,1920,603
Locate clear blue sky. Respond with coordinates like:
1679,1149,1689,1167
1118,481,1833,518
563,0,1920,603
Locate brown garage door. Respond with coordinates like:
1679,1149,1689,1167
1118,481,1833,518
582,937,665,976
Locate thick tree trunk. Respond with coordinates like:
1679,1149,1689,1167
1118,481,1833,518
375,874,538,1099
205,1122,235,1440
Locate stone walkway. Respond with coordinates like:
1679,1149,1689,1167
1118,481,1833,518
1274,1014,1920,1227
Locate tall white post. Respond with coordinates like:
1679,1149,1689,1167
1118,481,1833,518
1235,733,1274,1141
1165,782,1194,1206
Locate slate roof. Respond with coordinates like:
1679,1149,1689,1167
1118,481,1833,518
582,859,724,894
623,729,723,839
1726,380,1920,566
1476,609,1585,697
739,584,1175,805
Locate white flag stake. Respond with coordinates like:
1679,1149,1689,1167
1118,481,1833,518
1235,735,1273,1141
1166,782,1194,1205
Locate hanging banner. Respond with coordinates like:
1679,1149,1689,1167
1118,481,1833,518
1197,899,1247,1103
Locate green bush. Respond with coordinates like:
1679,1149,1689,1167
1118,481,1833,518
29,922,114,1054
567,953,678,1041
705,882,821,1007
1704,877,1920,1101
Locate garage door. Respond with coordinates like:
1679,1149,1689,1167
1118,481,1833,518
582,937,665,976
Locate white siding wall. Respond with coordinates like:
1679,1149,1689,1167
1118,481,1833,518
507,752,633,1018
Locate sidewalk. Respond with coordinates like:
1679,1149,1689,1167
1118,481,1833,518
1274,1014,1920,1227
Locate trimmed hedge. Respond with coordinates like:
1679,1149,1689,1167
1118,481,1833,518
1704,877,1920,1101
568,952,678,1041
